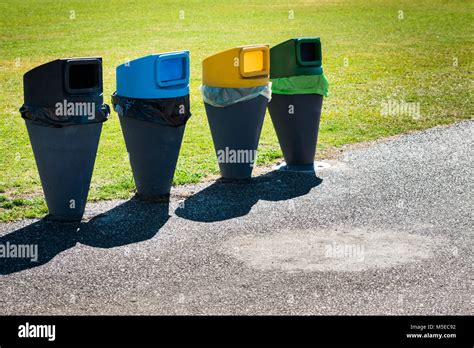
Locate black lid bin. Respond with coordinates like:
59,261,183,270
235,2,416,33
20,57,110,221
268,38,329,173
111,51,191,201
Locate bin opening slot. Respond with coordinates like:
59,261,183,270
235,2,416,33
160,57,186,83
296,40,321,66
240,47,269,78
156,53,189,88
67,63,100,91
243,51,264,73
299,42,318,62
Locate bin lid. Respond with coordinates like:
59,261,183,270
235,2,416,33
202,45,270,88
270,38,323,79
116,51,190,99
23,57,103,107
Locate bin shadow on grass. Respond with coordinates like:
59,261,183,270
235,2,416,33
0,198,170,275
175,170,323,222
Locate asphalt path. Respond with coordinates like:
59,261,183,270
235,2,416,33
0,121,471,315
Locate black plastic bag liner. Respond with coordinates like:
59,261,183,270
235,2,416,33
111,92,191,127
20,103,110,128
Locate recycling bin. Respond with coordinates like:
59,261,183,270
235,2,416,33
19,57,109,221
112,51,191,201
202,45,271,179
268,38,329,173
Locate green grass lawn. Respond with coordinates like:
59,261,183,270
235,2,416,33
0,0,472,221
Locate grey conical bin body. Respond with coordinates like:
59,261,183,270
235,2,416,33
119,116,185,199
268,93,323,166
205,95,267,179
26,121,102,221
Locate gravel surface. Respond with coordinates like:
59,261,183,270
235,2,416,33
0,121,472,315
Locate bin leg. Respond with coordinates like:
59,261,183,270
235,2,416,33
119,116,185,201
205,95,267,179
26,121,102,222
268,93,323,171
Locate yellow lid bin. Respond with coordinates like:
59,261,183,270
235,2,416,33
202,45,270,88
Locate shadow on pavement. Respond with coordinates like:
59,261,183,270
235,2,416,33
0,219,79,275
175,170,323,222
0,198,169,275
79,198,169,248
0,171,320,274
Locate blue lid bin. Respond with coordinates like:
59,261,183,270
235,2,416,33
111,51,191,201
19,57,110,222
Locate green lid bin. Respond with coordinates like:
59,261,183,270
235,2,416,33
268,38,329,173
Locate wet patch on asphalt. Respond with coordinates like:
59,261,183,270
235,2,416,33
221,226,444,272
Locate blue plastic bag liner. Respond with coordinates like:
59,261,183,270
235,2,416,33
200,82,272,108
111,92,190,127
116,51,189,99
19,103,110,128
